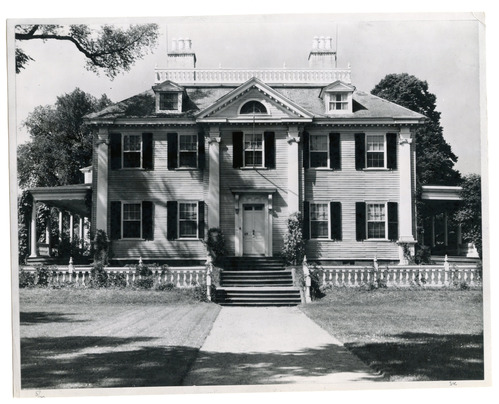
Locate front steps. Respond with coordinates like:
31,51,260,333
215,257,302,306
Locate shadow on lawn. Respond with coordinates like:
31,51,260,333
346,332,484,381
20,312,88,325
21,337,379,390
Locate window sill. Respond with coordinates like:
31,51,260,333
177,237,201,241
175,167,199,171
363,239,394,242
362,168,394,172
307,167,340,171
119,238,145,241
240,167,268,170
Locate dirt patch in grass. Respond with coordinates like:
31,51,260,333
300,288,484,382
19,288,221,390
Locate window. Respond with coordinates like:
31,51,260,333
240,100,267,114
310,135,328,168
244,133,264,167
179,202,198,238
366,134,385,168
310,203,329,239
367,203,386,239
122,203,142,239
328,93,348,111
179,134,198,168
159,92,179,111
123,134,142,168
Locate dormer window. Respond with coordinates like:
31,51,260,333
152,80,184,114
240,100,267,114
159,92,179,111
320,80,355,114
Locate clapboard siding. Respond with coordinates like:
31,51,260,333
219,127,289,256
304,130,400,260
108,129,207,259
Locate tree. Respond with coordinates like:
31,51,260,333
15,24,159,78
455,174,482,259
18,88,112,188
371,73,461,187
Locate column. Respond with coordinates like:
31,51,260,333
69,214,74,243
444,211,448,247
457,223,462,255
29,199,38,258
207,127,221,228
58,210,63,243
45,212,52,256
398,127,416,263
431,215,436,247
287,126,300,214
79,217,84,249
96,128,109,231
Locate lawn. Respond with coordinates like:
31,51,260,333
19,288,221,390
300,288,484,382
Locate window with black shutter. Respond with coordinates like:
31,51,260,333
387,202,399,241
264,131,275,169
303,201,310,240
355,133,366,170
386,133,397,170
198,132,206,170
110,133,122,170
167,201,178,240
142,133,154,170
167,133,178,170
110,201,122,240
302,132,310,169
329,133,341,170
233,131,244,168
198,201,205,239
330,202,342,240
356,202,367,241
142,201,154,240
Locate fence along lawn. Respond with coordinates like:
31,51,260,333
300,288,484,382
19,289,221,390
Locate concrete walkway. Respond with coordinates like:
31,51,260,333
182,306,382,386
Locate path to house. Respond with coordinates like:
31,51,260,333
182,306,382,386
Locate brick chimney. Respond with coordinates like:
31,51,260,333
308,36,336,69
168,37,197,69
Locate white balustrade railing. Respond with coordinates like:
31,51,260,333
21,265,207,288
154,68,352,84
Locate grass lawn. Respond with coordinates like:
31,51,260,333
19,288,221,390
300,288,484,382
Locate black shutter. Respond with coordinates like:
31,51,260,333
110,133,122,170
264,131,275,169
355,133,366,170
233,131,243,168
167,201,178,240
142,201,154,240
388,202,399,241
329,133,341,170
198,201,205,239
302,132,310,169
198,132,205,170
167,133,178,170
386,133,397,170
110,201,121,240
356,202,366,241
303,201,310,240
142,133,153,170
330,202,342,241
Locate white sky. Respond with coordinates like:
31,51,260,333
13,13,483,174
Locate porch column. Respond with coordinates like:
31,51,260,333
96,128,109,231
398,127,416,263
444,211,448,247
431,215,436,247
58,210,63,243
83,217,89,246
45,212,52,256
69,214,74,243
29,199,38,258
457,223,463,255
287,126,300,214
207,127,221,228
79,217,84,248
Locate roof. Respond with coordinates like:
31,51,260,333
85,82,426,122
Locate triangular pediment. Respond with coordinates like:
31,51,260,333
196,77,314,122
152,80,184,93
319,80,356,98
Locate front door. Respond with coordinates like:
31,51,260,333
243,204,266,256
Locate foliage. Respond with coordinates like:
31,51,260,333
294,264,325,300
90,262,109,288
18,190,33,264
206,228,226,262
371,73,461,188
455,174,482,259
58,234,85,260
92,230,110,264
19,268,36,288
282,212,306,265
402,243,433,265
155,282,176,291
364,266,388,290
35,265,56,286
15,24,159,78
18,88,112,189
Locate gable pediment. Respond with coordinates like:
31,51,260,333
319,80,355,99
196,77,314,122
152,80,184,93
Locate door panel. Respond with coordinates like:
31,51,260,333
243,204,266,256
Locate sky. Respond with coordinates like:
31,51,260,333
12,13,484,175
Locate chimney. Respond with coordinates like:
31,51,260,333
308,35,336,69
167,37,197,69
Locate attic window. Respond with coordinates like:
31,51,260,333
329,93,348,111
240,101,267,114
159,92,179,111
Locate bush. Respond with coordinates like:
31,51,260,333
190,282,212,302
156,282,176,291
206,228,226,263
19,268,36,288
134,277,154,289
294,264,325,300
282,212,306,265
106,272,127,288
92,229,110,264
36,265,55,286
90,263,109,288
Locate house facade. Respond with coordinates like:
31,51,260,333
82,36,426,265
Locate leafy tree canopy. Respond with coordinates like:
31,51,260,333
371,73,461,186
455,174,482,258
18,88,112,188
15,24,159,78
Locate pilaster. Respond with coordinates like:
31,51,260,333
29,199,38,258
96,128,109,232
207,127,221,228
287,126,301,214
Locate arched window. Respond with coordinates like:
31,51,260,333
240,100,267,114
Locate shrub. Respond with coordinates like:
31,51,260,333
134,277,154,289
156,282,176,291
90,262,109,288
294,263,325,300
106,272,127,288
206,228,226,263
19,268,36,288
282,212,306,265
402,243,433,265
92,229,110,264
190,282,212,302
35,265,55,286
